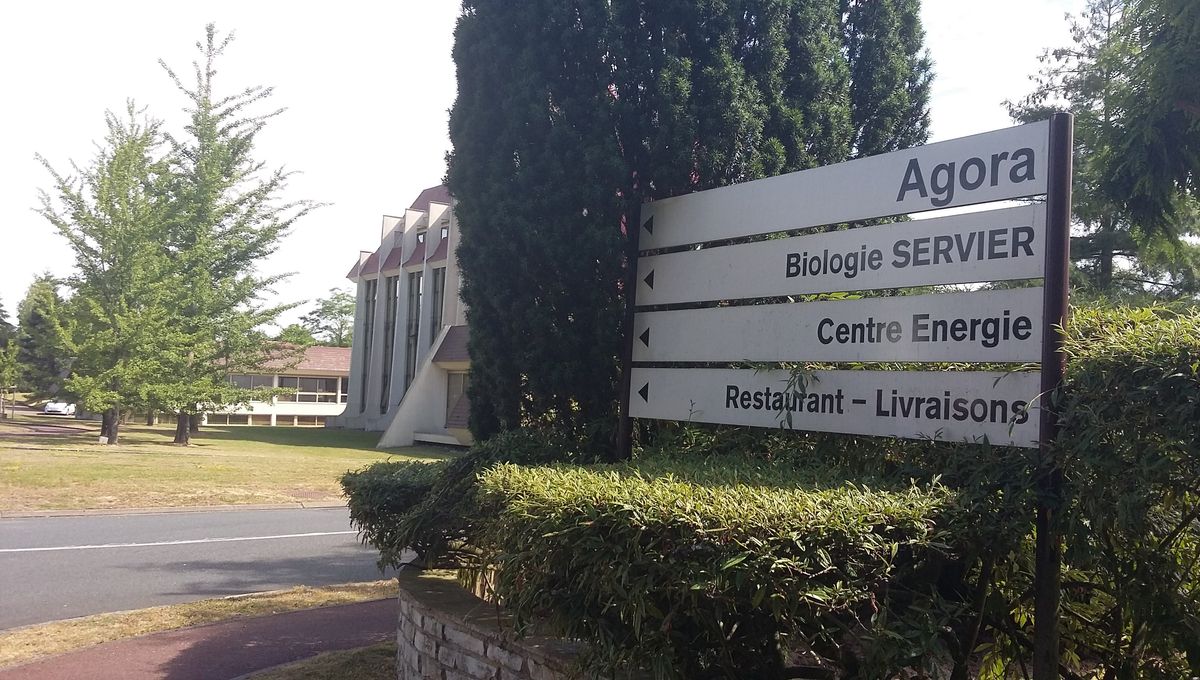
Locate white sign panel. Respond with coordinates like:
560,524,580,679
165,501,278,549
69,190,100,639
640,120,1050,249
629,367,1042,448
633,289,1043,364
636,205,1045,305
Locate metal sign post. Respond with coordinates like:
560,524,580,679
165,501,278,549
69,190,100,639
1033,111,1073,680
617,116,1073,670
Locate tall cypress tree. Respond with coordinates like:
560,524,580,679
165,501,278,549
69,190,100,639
449,0,933,444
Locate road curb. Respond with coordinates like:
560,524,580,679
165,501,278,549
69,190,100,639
0,501,348,520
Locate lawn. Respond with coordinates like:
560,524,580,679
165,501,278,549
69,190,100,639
0,412,458,512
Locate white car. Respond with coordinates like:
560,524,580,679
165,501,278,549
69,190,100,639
43,400,77,416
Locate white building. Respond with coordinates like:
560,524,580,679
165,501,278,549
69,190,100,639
209,345,351,427
329,185,472,447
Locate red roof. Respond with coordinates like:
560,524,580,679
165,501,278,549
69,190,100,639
433,325,470,363
409,185,451,213
359,248,382,276
428,237,449,263
261,345,352,374
381,245,405,272
402,241,426,268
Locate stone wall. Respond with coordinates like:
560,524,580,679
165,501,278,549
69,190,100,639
396,570,582,680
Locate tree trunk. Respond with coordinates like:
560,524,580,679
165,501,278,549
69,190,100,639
146,411,156,426
101,410,114,441
1099,246,1114,292
109,415,121,445
189,414,201,433
173,413,191,445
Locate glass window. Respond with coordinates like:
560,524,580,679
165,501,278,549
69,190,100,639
440,226,448,240
359,279,378,412
379,275,400,414
430,268,446,342
403,271,423,391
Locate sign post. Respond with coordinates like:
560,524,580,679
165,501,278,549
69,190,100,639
1033,111,1073,680
616,117,1072,671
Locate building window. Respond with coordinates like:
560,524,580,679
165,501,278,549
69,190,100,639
379,275,400,414
440,225,448,241
359,279,378,412
430,267,446,342
278,376,341,403
403,271,423,391
229,374,273,401
446,372,468,426
416,230,426,245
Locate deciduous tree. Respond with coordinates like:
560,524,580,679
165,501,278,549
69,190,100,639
300,288,355,347
37,104,174,443
153,24,315,445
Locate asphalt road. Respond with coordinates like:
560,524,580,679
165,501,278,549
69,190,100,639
0,507,393,630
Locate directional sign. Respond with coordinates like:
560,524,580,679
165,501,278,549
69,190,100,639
640,120,1050,250
636,205,1045,306
633,288,1043,364
629,367,1042,448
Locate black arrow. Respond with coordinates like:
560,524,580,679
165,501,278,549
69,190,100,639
637,382,649,403
642,216,654,234
638,327,650,347
643,270,655,289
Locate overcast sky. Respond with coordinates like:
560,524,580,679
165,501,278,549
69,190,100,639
0,0,1077,326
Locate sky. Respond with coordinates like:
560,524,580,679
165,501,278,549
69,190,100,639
0,0,1078,327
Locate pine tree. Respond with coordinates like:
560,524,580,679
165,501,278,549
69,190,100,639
1100,0,1200,231
37,104,174,443
1009,0,1200,299
153,25,315,445
449,0,933,444
0,297,14,349
15,275,67,398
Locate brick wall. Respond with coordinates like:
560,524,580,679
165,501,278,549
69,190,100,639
396,570,582,680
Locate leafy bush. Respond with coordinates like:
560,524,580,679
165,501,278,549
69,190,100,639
467,457,973,678
342,459,447,567
343,428,594,568
1050,306,1200,676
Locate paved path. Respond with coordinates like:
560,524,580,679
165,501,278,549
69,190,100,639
0,508,390,629
0,598,396,680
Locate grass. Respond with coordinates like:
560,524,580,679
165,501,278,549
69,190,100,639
0,580,398,669
248,642,397,680
0,411,459,512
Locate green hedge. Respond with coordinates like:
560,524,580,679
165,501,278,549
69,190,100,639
342,459,447,567
344,305,1200,678
469,458,969,678
1051,306,1200,675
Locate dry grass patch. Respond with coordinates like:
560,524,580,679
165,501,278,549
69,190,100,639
0,580,398,669
0,412,458,511
248,642,397,680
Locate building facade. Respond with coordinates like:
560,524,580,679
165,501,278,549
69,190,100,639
329,185,472,447
208,345,351,427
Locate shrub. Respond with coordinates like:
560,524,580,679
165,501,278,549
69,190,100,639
1050,306,1200,676
342,459,447,567
343,428,595,569
467,457,974,678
